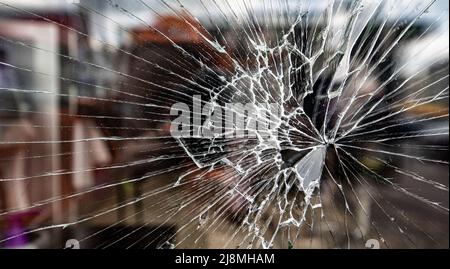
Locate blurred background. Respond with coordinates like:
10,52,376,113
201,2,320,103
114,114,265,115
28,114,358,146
0,0,448,249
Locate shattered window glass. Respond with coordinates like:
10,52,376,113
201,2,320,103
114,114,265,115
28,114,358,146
0,0,448,249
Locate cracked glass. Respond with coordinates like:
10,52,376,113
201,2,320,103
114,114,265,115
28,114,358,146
0,0,448,249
